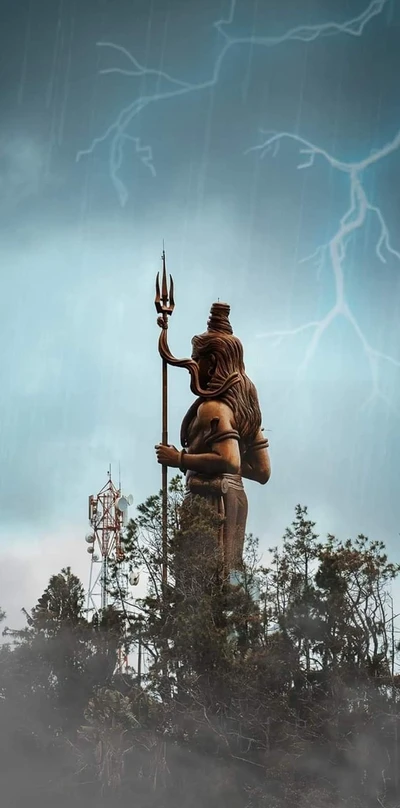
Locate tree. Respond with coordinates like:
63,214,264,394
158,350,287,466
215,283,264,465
2,568,126,731
1,493,400,808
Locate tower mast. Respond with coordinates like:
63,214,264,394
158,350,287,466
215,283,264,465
85,470,132,618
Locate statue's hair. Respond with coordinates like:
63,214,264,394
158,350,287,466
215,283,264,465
181,331,262,449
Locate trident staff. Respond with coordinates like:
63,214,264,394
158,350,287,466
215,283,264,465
154,249,175,589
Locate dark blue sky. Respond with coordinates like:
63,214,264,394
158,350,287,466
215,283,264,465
0,0,399,622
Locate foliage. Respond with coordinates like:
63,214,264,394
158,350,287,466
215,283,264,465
0,486,400,808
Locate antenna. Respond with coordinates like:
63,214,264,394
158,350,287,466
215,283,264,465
85,472,133,614
84,472,135,674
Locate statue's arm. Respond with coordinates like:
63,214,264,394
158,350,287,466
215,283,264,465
181,401,241,476
241,428,271,485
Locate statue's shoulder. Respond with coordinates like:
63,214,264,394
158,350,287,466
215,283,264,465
197,399,234,425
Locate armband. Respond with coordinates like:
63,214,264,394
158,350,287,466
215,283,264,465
247,438,269,452
204,429,240,447
179,449,188,473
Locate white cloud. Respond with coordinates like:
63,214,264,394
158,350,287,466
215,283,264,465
0,524,86,630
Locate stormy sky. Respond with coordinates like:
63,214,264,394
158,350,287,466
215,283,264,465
0,0,399,626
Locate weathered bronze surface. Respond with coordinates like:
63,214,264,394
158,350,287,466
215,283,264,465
155,272,270,575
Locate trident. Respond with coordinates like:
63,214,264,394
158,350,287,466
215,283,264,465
155,248,175,589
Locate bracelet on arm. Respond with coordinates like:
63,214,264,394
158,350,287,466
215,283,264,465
179,449,188,474
251,438,269,451
246,437,269,453
204,429,240,447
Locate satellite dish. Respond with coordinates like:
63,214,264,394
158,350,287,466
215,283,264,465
116,494,133,512
87,546,94,554
92,554,100,562
85,533,95,544
129,570,140,587
116,496,128,512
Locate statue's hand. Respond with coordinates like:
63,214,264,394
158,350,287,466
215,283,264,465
155,444,180,468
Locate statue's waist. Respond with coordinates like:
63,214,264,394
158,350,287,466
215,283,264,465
185,472,243,496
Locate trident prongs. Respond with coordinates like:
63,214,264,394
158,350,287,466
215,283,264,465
155,248,175,316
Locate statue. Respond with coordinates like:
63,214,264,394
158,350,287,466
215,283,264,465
154,277,271,576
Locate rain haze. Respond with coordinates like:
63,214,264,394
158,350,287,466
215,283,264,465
0,0,399,627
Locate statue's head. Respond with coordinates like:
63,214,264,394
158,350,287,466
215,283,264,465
190,302,246,393
188,302,262,446
158,299,264,446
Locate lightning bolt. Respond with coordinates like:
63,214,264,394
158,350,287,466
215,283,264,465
247,128,400,412
76,0,390,206
76,0,397,410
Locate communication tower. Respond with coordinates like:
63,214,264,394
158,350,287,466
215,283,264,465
85,468,146,677
85,467,134,616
